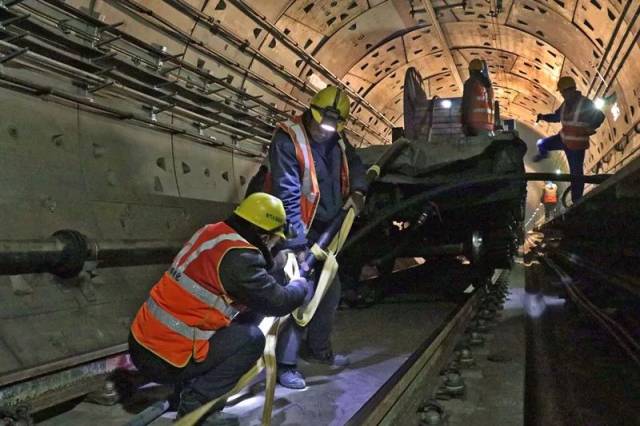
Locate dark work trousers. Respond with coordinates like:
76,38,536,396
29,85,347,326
275,220,342,367
275,268,341,366
537,134,586,202
544,203,556,220
128,314,264,402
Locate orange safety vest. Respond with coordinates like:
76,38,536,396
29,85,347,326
543,184,558,204
560,97,594,150
130,222,254,367
467,79,494,131
265,115,350,233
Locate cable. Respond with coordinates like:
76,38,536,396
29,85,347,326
342,172,611,252
545,258,640,366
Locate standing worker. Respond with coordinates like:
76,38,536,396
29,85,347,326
533,76,605,202
461,58,495,136
263,85,368,389
128,193,314,426
541,180,558,220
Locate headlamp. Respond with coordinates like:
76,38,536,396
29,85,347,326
312,105,344,133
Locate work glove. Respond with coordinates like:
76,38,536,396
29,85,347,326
536,114,543,123
271,249,290,272
289,277,315,306
280,235,308,251
344,190,366,216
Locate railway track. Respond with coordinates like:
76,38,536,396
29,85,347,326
2,268,509,425
346,269,508,425
525,249,640,426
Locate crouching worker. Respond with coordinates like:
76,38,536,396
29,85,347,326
128,193,314,426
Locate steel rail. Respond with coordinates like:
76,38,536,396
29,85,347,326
548,248,640,299
346,269,505,424
0,344,128,388
543,258,640,365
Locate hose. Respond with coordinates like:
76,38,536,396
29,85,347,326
342,172,611,252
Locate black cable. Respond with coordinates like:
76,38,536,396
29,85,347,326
342,172,611,252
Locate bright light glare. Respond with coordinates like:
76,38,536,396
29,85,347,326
555,169,562,175
611,102,621,121
308,73,328,91
441,99,452,108
320,123,336,131
594,97,605,110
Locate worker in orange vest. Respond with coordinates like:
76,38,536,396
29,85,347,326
129,193,313,425
461,59,495,136
250,86,368,390
541,181,558,219
533,76,605,202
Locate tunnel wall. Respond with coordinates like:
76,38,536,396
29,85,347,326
0,83,258,381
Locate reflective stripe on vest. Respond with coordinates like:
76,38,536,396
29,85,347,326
560,97,591,150
169,267,240,319
146,297,215,341
131,223,253,367
175,233,248,274
336,138,350,198
288,120,319,210
467,80,494,131
543,187,558,204
274,116,350,233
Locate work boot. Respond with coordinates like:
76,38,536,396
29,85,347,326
302,348,350,368
532,152,548,162
277,367,306,389
176,390,239,426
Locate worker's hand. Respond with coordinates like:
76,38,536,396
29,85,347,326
536,114,543,123
344,190,366,215
271,249,290,271
289,277,315,306
281,235,308,251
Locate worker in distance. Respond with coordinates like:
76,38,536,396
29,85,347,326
533,76,605,202
461,58,495,136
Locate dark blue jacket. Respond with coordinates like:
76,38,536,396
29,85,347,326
540,91,605,127
269,125,367,241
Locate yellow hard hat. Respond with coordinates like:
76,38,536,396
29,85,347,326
234,192,287,239
469,59,484,72
310,86,350,132
557,76,576,92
